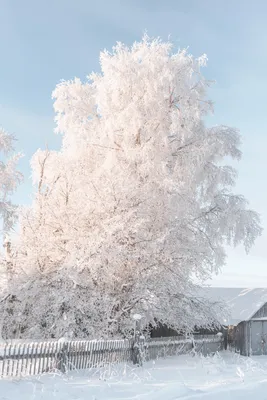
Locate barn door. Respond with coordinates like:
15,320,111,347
250,321,267,355
262,321,267,355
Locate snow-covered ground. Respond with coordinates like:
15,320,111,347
1,351,267,399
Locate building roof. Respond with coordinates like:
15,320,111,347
201,287,267,326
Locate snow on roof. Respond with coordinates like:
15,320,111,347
200,287,267,325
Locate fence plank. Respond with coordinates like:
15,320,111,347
70,341,74,371
24,343,30,376
107,340,111,364
6,344,11,377
80,341,84,369
20,343,26,377
72,341,76,371
29,343,34,376
15,343,21,377
91,341,95,368
72,341,77,370
33,343,38,376
77,341,82,370
42,341,47,373
1,344,6,377
54,341,59,372
84,341,89,370
65,341,70,372
51,341,56,372
95,341,99,367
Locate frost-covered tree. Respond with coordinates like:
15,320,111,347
1,36,261,339
0,128,22,233
0,127,22,339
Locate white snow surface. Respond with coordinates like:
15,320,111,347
1,352,267,399
201,287,267,325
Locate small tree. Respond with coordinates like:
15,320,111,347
0,127,22,338
3,36,262,339
0,128,22,233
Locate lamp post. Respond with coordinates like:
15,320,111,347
132,313,142,341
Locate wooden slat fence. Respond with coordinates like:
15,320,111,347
0,334,222,378
139,334,223,361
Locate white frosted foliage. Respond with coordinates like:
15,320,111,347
0,128,22,232
1,36,261,340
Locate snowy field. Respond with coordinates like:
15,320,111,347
1,351,267,399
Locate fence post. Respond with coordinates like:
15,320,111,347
132,333,146,366
58,342,68,373
132,314,143,366
132,334,140,365
132,341,142,365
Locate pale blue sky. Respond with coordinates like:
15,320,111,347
0,0,266,287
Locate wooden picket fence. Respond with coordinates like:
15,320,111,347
0,334,222,378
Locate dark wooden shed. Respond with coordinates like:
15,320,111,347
202,288,267,356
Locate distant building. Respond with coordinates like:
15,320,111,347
203,288,267,356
